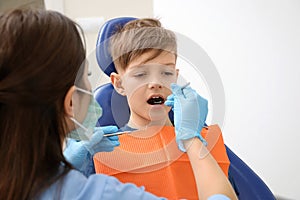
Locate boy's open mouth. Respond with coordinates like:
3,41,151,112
147,96,165,105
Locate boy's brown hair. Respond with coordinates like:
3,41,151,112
109,18,177,72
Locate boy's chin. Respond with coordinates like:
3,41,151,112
148,108,168,122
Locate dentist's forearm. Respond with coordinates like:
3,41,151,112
184,139,238,200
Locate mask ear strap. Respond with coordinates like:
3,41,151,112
75,87,93,95
69,117,88,132
69,116,91,140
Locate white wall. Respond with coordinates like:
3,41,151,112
154,0,300,199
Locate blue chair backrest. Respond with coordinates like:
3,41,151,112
225,145,275,200
94,83,129,127
94,17,276,200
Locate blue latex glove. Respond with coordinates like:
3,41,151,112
82,126,120,155
165,83,208,152
64,126,119,172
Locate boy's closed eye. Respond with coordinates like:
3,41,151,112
162,71,174,76
133,72,147,77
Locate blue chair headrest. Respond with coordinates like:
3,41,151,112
95,17,136,127
96,17,137,76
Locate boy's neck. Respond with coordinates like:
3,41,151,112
127,117,173,130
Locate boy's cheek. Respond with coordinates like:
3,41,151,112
124,83,147,98
126,87,146,104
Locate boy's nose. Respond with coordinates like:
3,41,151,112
148,82,163,89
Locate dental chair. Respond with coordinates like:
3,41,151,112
94,17,276,200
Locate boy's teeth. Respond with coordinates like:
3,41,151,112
147,96,164,105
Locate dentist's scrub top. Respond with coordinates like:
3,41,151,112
39,169,230,200
39,169,163,200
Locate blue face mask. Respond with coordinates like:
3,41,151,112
68,87,102,141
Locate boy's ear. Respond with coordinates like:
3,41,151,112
64,86,75,117
176,68,179,79
110,72,126,96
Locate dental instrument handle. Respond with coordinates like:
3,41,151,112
181,82,190,90
103,131,131,137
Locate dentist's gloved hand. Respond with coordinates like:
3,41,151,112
82,126,120,155
165,83,208,152
64,126,119,172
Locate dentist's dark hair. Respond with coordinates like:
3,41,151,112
0,9,86,199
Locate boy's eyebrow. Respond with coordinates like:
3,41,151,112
161,62,176,66
132,62,176,68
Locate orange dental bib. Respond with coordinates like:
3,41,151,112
94,125,229,199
